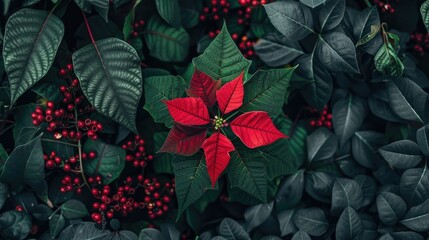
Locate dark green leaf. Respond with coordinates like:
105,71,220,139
143,75,186,128
193,23,250,83
421,0,429,32
155,0,181,28
144,15,190,62
376,192,407,226
139,228,162,240
369,90,403,123
380,232,424,240
123,0,142,40
400,199,429,232
172,153,212,218
0,182,8,210
254,32,304,67
181,8,199,29
373,160,401,186
291,231,311,240
299,0,325,8
72,38,142,133
277,209,298,237
219,218,250,240
417,125,429,156
241,67,294,117
61,199,89,219
332,95,367,147
336,207,363,240
244,202,273,232
153,132,173,174
293,207,329,237
331,178,363,216
275,170,304,209
307,127,338,163
375,41,404,78
354,175,377,207
110,230,139,240
160,223,180,240
305,171,334,203
357,213,378,240
31,204,52,221
91,0,109,22
316,32,359,74
75,16,122,48
298,54,333,111
3,8,64,105
0,134,48,201
74,0,92,12
353,6,383,55
352,131,385,169
12,104,40,146
399,166,429,206
0,210,31,240
318,0,345,32
264,1,314,40
57,222,110,239
49,214,65,239
379,140,422,169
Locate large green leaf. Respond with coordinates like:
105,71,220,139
3,8,64,105
143,75,186,128
336,207,363,240
379,140,423,169
421,0,429,32
72,38,142,133
352,131,385,169
331,178,363,216
172,153,212,218
144,15,189,62
318,0,345,32
155,0,181,28
193,23,250,83
241,67,294,117
0,210,31,240
293,207,329,237
264,1,314,40
399,166,429,206
0,135,48,201
387,77,428,124
368,90,403,123
83,139,126,184
400,199,429,232
376,192,406,226
218,218,250,240
227,142,267,202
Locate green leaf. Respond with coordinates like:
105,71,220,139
421,0,429,32
353,6,383,55
316,32,360,74
293,207,329,237
160,223,180,240
0,210,31,240
3,8,64,105
172,153,212,218
139,228,162,240
331,178,363,216
143,75,186,128
417,125,429,156
369,90,403,123
276,171,304,210
181,8,199,29
61,199,89,219
376,192,407,226
57,222,110,239
299,0,325,8
72,38,142,133
264,1,313,40
354,175,377,208
75,15,122,48
399,166,429,206
297,54,333,111
375,40,404,78
380,232,424,240
241,67,294,117
318,0,345,32
332,95,367,147
12,104,40,146
388,77,429,124
49,214,65,239
90,0,109,22
352,131,385,169
307,127,337,163
336,207,363,240
83,139,126,184
277,209,297,237
155,0,181,28
0,182,8,210
193,23,250,83
244,202,273,232
74,0,92,12
32,204,53,221
254,32,305,67
227,142,267,203
291,231,311,240
153,132,173,174
218,218,250,240
144,15,190,62
357,214,377,240
0,134,48,201
305,171,334,203
379,140,423,169
400,199,429,232
123,0,142,40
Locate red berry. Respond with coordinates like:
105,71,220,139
91,213,102,222
63,164,71,172
162,196,171,203
46,160,55,169
59,69,67,76
66,63,73,71
46,101,54,108
153,192,160,199
91,188,99,197
88,152,96,159
15,205,24,212
106,211,114,218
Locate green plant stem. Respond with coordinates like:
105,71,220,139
48,206,61,220
74,106,90,190
41,138,78,147
224,111,240,122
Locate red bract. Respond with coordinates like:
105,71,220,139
162,68,287,186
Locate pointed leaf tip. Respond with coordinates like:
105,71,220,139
186,68,221,107
158,123,207,156
163,97,210,126
217,72,245,114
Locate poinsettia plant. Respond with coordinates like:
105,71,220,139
159,69,287,187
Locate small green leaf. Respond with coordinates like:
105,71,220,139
139,228,162,240
399,165,429,206
336,207,363,240
90,0,109,22
376,192,407,226
420,0,429,32
417,125,429,156
218,218,250,240
354,175,377,208
291,231,311,240
57,222,110,239
193,23,250,83
299,0,325,8
143,75,186,128
244,202,273,232
278,209,298,237
144,15,190,62
400,199,429,232
318,0,345,32
73,38,142,133
276,171,304,210
379,140,423,169
353,6,383,55
0,210,31,240
3,8,64,105
153,132,173,174
12,104,40,146
374,39,404,78
305,171,334,203
61,199,89,219
160,223,180,240
331,178,363,216
155,0,181,28
83,139,126,184
293,207,329,237
307,127,338,163
74,0,92,12
49,214,65,239
352,131,385,169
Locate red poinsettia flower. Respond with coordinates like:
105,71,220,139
159,68,287,187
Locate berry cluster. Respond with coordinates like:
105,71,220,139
238,0,268,7
199,0,231,22
90,176,175,223
238,35,256,58
130,20,145,38
373,0,398,13
122,135,154,168
410,32,429,55
31,64,102,141
308,105,333,129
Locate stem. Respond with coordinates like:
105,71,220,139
364,0,372,7
0,124,14,136
48,207,62,220
81,11,96,44
74,106,90,190
41,138,78,147
224,111,240,122
288,108,303,138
